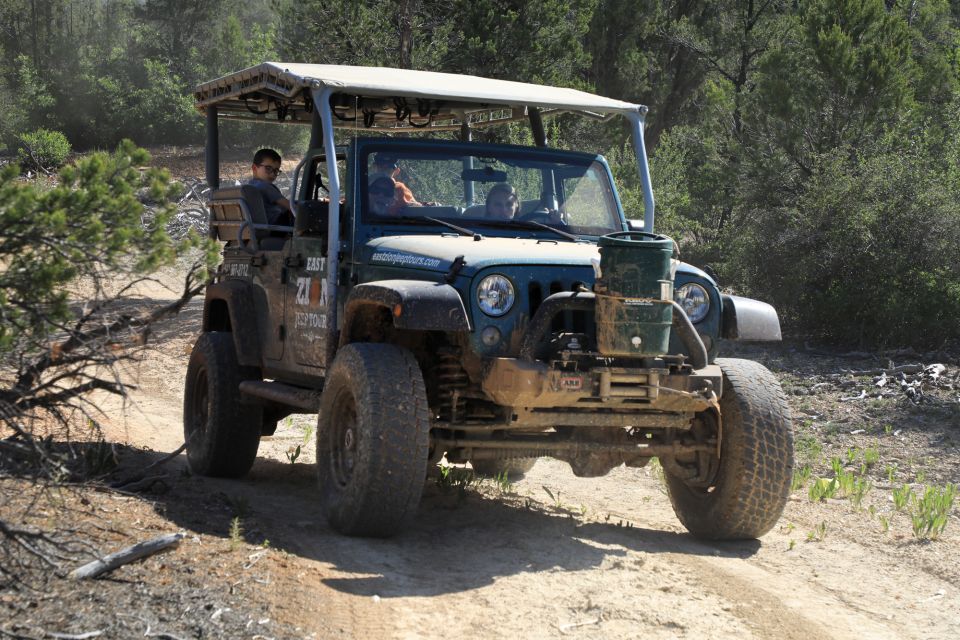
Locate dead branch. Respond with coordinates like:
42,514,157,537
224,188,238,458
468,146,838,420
110,443,186,490
112,474,168,493
840,364,923,377
69,532,184,580
46,631,104,639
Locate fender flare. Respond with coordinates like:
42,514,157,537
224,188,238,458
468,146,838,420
342,280,471,340
203,280,263,366
720,294,782,341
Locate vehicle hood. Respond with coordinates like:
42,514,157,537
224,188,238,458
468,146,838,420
364,235,601,275
362,234,713,281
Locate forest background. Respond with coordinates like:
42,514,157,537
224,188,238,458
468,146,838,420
2,0,960,348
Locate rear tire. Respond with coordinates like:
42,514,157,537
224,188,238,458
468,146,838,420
665,358,793,540
183,332,262,478
316,343,430,537
471,458,537,480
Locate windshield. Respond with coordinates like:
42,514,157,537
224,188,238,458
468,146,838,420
361,146,623,236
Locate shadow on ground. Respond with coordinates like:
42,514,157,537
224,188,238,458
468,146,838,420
92,442,761,599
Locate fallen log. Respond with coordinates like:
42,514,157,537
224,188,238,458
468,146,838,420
69,532,184,580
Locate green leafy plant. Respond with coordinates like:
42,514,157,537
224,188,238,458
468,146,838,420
886,464,898,483
795,435,823,463
830,457,843,477
542,485,564,509
809,477,839,502
435,465,478,497
910,484,957,540
806,521,827,542
849,476,871,510
791,464,812,492
863,447,880,467
892,484,913,512
878,515,889,533
229,516,244,550
16,128,71,172
493,470,512,494
286,444,302,464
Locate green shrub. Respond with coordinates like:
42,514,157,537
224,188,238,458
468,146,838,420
16,128,72,172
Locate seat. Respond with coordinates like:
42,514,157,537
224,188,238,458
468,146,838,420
208,185,294,251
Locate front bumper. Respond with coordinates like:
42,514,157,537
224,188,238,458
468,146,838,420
480,358,721,429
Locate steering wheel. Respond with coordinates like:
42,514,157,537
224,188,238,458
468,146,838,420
518,207,566,225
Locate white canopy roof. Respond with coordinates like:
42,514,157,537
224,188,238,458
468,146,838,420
194,62,645,131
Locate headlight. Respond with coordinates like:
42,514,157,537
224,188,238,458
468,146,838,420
477,274,515,316
674,283,710,323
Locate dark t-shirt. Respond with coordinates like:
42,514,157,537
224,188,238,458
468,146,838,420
246,178,291,225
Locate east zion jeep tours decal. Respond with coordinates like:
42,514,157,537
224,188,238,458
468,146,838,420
306,256,325,272
370,251,442,269
295,277,327,307
294,275,329,331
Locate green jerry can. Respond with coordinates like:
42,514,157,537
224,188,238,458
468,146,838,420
594,231,675,356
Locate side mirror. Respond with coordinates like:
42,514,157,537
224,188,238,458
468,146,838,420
627,219,644,231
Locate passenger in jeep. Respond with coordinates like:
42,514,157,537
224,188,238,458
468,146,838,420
247,148,293,225
372,153,419,208
368,175,402,216
485,182,519,220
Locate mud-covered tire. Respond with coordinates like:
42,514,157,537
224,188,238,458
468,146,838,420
665,358,793,540
471,458,537,480
183,332,262,478
316,343,430,537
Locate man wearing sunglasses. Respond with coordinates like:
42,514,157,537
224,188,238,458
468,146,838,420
248,148,293,225
368,175,402,216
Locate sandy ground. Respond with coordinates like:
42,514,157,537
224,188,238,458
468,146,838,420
41,257,953,640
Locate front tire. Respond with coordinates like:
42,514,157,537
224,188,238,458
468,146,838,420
183,332,262,478
665,358,793,540
316,343,430,537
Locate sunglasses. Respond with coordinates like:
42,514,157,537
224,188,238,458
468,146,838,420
256,163,282,175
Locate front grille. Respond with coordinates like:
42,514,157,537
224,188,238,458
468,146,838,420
527,276,592,335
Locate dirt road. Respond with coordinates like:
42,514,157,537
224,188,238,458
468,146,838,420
79,266,959,640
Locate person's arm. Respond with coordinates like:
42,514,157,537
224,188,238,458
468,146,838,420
265,183,292,213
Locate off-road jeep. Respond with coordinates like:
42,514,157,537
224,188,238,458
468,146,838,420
186,63,793,539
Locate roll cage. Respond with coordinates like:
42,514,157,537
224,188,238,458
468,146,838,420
197,62,657,365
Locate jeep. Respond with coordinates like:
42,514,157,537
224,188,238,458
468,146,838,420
185,63,793,539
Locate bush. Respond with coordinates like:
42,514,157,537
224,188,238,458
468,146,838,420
728,140,960,348
16,128,71,172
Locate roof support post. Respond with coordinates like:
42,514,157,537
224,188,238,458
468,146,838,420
626,109,655,232
205,106,220,190
529,108,547,147
308,101,323,150
460,120,474,204
314,86,341,364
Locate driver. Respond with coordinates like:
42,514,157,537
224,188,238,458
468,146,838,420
485,182,519,220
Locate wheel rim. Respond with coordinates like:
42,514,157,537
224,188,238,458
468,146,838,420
189,367,210,442
329,389,358,488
